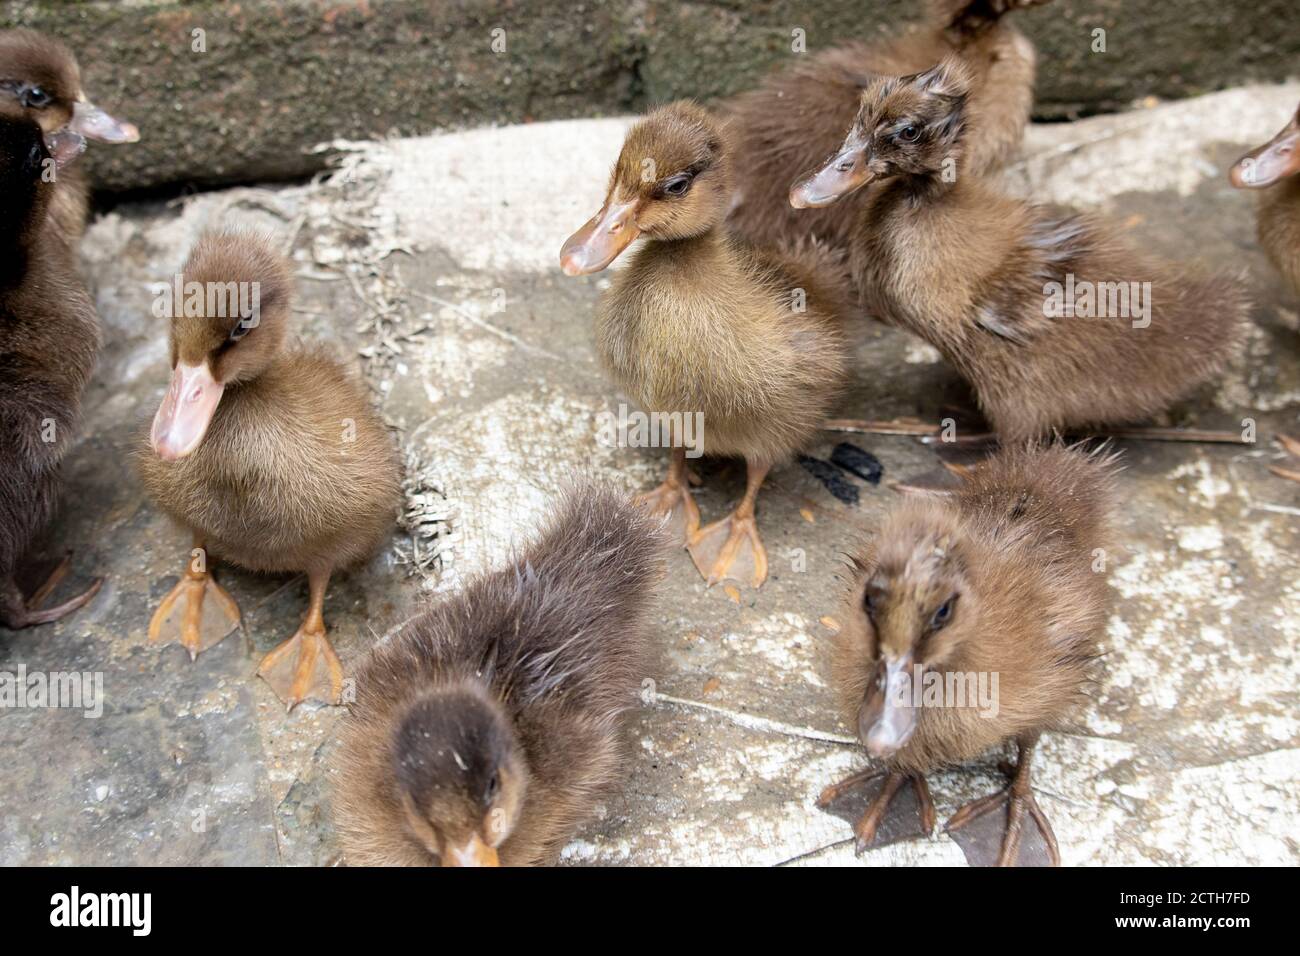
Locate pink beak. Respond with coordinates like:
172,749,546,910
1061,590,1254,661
69,98,140,144
150,362,224,461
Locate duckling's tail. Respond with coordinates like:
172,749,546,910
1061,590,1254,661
927,0,1054,34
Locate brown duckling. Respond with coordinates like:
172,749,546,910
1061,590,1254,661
791,58,1250,444
724,0,1052,252
560,101,850,589
333,483,668,866
0,107,102,629
823,442,1117,866
1229,101,1300,482
135,230,401,708
0,28,139,244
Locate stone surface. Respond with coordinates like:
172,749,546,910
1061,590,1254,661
1,0,1297,193
1,83,1298,866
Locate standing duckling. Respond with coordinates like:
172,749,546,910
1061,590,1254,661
0,29,139,244
1229,101,1300,481
333,483,668,866
0,107,102,629
823,443,1117,866
560,101,850,589
724,0,1052,251
791,58,1250,444
135,231,401,708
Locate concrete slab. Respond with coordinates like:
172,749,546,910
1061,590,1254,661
1,82,1298,866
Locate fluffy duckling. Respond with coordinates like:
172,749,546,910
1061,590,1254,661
823,443,1117,866
1230,101,1300,482
0,107,102,629
560,101,850,589
135,231,401,708
333,483,668,866
791,58,1250,444
724,0,1052,251
0,28,139,244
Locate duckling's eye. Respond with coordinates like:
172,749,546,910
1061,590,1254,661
22,86,51,109
484,772,500,804
661,175,692,197
897,125,920,143
929,596,957,631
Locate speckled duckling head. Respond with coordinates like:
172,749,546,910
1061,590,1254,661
149,231,293,461
790,56,971,208
560,100,733,275
0,28,138,142
845,502,977,758
388,682,528,867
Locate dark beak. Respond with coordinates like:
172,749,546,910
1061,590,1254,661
1229,117,1300,189
790,139,874,208
857,652,918,758
560,197,641,275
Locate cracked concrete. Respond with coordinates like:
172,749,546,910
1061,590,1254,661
1,83,1299,866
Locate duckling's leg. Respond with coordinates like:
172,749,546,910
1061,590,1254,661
817,768,936,854
1,566,103,630
148,538,241,659
945,733,1060,867
256,568,343,711
633,446,701,543
1269,435,1300,482
687,459,770,589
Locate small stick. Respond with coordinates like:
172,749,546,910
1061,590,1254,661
824,419,1250,445
823,418,939,436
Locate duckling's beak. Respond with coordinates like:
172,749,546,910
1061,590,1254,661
1229,120,1300,189
150,362,224,461
858,652,918,758
790,141,873,208
560,198,640,275
442,834,500,867
69,96,140,144
45,129,86,170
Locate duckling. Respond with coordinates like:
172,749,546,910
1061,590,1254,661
791,58,1250,444
0,28,139,244
560,101,850,589
333,483,668,866
135,230,401,709
822,442,1116,866
0,107,102,629
1229,101,1300,482
724,0,1052,252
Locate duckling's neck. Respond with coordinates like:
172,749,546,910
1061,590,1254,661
638,228,727,267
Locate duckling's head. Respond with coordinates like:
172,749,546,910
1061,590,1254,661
0,107,83,248
390,684,526,867
149,231,293,461
848,504,976,759
790,57,970,208
560,100,732,275
1229,101,1300,190
0,29,138,143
